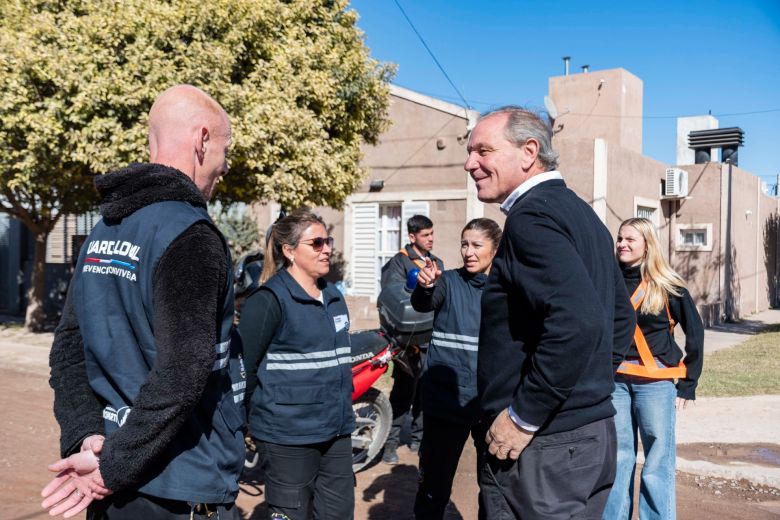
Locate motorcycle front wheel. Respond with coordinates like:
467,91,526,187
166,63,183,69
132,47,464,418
351,387,392,472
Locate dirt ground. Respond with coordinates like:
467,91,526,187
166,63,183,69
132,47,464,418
3,369,779,520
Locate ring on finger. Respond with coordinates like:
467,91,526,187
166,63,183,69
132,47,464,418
75,490,84,498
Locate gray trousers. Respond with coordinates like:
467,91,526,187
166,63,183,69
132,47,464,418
479,416,617,520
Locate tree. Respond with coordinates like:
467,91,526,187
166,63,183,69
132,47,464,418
0,0,393,330
209,204,262,263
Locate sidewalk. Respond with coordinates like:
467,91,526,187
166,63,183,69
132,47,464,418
696,308,780,355
674,395,780,488
664,308,780,488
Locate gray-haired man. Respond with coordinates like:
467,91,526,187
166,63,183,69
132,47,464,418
466,106,635,519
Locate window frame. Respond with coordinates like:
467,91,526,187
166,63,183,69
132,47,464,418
375,203,403,294
633,196,660,228
676,223,713,252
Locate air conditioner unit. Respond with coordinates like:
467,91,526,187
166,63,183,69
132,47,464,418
664,168,689,198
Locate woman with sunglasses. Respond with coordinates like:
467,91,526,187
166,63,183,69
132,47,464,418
238,209,354,520
410,218,502,519
602,218,704,520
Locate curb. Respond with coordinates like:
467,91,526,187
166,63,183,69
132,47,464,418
637,450,780,489
676,457,780,489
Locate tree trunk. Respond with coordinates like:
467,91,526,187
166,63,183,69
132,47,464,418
25,232,48,332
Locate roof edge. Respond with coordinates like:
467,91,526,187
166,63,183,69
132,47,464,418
389,84,480,129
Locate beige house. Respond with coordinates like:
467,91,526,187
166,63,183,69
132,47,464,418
548,67,780,324
255,85,504,312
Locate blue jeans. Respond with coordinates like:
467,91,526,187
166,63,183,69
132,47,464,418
602,376,677,520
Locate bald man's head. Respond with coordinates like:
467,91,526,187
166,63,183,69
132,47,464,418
148,85,231,200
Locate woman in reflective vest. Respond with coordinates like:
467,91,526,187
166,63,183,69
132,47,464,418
603,218,704,520
410,218,502,520
239,209,354,520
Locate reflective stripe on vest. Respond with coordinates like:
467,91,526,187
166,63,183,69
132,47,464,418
265,346,352,370
617,280,687,379
398,248,427,270
212,339,231,371
430,330,479,352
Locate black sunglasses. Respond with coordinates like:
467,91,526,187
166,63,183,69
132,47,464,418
301,236,334,251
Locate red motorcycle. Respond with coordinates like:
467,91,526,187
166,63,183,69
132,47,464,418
349,329,397,471
349,279,431,471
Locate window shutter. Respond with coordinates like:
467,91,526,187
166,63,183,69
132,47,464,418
401,201,430,231
46,215,69,263
351,203,379,296
45,213,99,264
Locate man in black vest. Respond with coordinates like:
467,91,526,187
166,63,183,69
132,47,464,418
41,85,246,519
466,107,635,519
379,215,443,464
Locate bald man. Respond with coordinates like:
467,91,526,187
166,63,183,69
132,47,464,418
42,85,246,519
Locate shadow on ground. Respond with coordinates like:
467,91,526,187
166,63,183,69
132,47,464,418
363,464,418,519
707,321,780,335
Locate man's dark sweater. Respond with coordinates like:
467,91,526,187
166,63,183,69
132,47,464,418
478,178,636,435
49,164,229,492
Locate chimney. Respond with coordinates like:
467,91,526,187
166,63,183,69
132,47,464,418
581,64,590,73
562,56,570,76
688,127,744,166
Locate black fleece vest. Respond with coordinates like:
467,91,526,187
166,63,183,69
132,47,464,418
73,200,245,503
249,269,354,445
421,269,485,424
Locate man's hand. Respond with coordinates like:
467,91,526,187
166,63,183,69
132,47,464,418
485,408,534,461
79,435,111,497
80,435,105,456
41,436,112,518
417,257,442,288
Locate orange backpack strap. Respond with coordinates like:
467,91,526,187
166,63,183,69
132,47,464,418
398,248,427,270
617,280,687,379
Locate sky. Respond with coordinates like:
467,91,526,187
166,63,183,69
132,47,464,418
349,0,780,186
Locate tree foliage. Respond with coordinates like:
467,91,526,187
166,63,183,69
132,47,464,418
209,204,262,264
0,0,393,328
1,0,393,212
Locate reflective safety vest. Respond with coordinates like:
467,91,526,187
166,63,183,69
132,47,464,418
617,280,687,379
398,248,427,269
421,269,485,424
248,270,354,445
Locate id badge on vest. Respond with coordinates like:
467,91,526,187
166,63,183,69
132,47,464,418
333,314,349,333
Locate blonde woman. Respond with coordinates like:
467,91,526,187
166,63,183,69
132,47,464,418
603,218,704,520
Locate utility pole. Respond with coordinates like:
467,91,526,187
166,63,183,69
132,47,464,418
723,155,734,321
